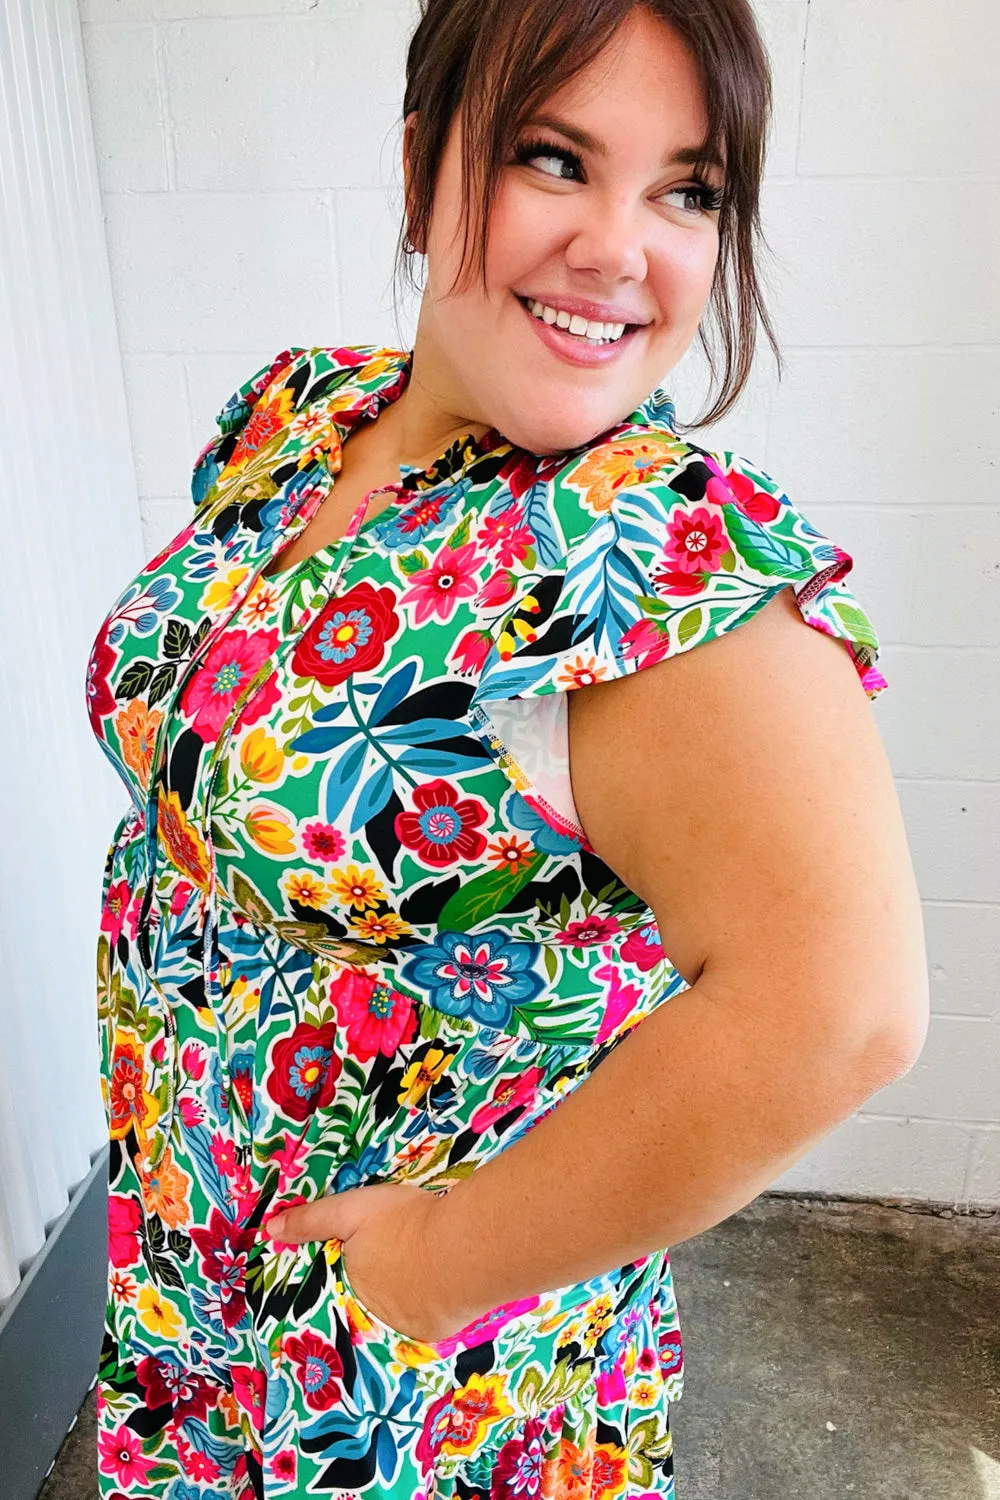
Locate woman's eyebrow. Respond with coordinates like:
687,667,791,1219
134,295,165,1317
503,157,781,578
522,111,724,172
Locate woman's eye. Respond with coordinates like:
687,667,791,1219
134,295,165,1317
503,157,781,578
662,184,724,215
513,140,581,181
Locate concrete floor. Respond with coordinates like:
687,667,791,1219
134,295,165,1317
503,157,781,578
38,1195,999,1500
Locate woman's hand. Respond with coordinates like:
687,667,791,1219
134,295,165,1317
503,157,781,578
263,1181,465,1345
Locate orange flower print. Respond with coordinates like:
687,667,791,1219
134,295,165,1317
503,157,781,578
541,1432,595,1498
282,870,329,909
437,1371,515,1456
486,834,535,873
115,699,162,789
139,1145,192,1229
349,910,412,944
157,787,210,889
590,1440,628,1499
228,384,297,473
568,434,687,513
556,655,608,690
329,863,386,911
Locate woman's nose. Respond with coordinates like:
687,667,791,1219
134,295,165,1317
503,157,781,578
563,193,649,286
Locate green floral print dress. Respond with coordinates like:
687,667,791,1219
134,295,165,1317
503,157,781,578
87,344,888,1500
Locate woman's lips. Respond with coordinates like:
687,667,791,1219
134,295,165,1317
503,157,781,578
515,293,642,367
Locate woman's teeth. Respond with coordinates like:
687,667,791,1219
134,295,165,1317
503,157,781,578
524,298,628,345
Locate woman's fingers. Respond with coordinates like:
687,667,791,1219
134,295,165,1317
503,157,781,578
264,1199,343,1243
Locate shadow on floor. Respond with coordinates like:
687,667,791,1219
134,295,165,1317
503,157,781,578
38,1195,1000,1500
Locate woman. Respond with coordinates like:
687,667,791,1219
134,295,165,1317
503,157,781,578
87,0,927,1496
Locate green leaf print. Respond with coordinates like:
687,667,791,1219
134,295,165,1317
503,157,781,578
676,606,702,648
832,599,880,650
438,852,544,930
723,505,814,577
398,548,430,576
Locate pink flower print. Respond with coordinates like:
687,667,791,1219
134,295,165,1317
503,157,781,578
210,1132,239,1176
86,638,118,726
178,1096,204,1128
181,1041,207,1080
449,628,494,676
302,821,346,863
107,1192,141,1268
475,567,517,608
331,966,418,1063
273,1132,310,1193
663,504,729,574
620,923,665,973
98,1422,156,1488
401,542,481,624
555,915,621,947
231,1364,267,1433
470,1065,544,1134
478,505,534,566
619,617,670,668
595,1353,629,1405
100,880,130,945
180,626,279,742
593,960,644,1046
272,1449,297,1484
169,879,195,916
177,1432,222,1481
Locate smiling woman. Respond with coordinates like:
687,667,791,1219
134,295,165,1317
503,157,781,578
85,2,923,1499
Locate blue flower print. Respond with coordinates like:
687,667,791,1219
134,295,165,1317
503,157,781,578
399,930,544,1027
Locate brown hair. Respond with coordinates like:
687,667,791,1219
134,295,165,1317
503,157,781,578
392,0,780,432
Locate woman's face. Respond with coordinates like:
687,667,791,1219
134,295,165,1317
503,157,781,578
408,6,724,455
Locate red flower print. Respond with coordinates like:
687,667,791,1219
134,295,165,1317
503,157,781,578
649,564,708,598
331,966,418,1063
395,779,488,867
291,581,399,687
266,1020,342,1122
397,493,447,534
86,638,118,725
284,1329,344,1410
108,1035,156,1141
470,1065,543,1134
177,1433,222,1481
450,628,494,676
101,880,131,945
621,923,665,972
493,1414,549,1498
302,821,346,863
210,1132,239,1176
555,916,621,947
135,1355,215,1422
188,1209,255,1329
704,455,782,522
401,542,481,624
107,1192,141,1268
97,1423,156,1488
180,626,279,741
663,504,729,574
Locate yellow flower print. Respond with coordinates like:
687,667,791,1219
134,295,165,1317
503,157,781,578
199,565,250,614
157,787,210,889
240,727,283,785
245,804,296,856
630,1377,660,1407
282,869,330,908
136,1283,184,1339
555,654,608,690
567,434,688,514
349,911,412,945
438,1371,515,1456
329,864,386,911
398,1044,452,1109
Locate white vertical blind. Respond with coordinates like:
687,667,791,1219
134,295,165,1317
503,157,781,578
0,0,145,1301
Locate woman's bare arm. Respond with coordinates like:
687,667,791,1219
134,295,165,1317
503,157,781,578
418,584,929,1326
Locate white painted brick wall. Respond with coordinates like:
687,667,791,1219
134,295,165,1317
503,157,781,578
78,0,1000,1205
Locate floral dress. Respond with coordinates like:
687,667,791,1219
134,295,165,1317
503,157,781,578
87,344,888,1500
